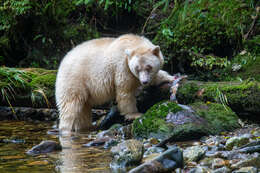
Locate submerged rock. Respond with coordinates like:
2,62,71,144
129,146,183,173
83,137,112,147
110,139,144,171
26,140,61,156
0,106,58,121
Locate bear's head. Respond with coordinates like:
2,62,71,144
125,46,164,85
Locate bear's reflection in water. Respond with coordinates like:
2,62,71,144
58,134,112,173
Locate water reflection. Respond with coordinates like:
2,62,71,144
58,134,112,173
0,121,112,173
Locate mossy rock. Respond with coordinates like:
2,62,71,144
132,101,239,141
177,80,260,121
0,67,57,108
189,102,239,134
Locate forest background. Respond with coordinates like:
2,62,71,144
0,0,259,81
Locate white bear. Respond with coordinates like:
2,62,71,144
55,34,174,134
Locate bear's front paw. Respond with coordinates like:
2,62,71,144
125,113,143,120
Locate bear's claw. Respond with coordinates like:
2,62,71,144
125,113,143,120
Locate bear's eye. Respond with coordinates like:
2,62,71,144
146,65,152,72
135,66,141,73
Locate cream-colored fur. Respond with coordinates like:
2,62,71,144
56,34,174,134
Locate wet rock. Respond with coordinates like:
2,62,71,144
211,158,230,169
142,153,161,162
98,106,124,130
251,128,260,137
231,153,260,169
26,140,61,156
237,141,260,153
204,136,226,147
212,166,231,173
0,106,58,121
103,139,118,149
199,157,214,167
144,146,165,157
187,166,212,173
47,129,59,135
1,138,25,144
118,124,133,139
83,137,111,147
225,134,251,150
183,146,207,163
149,138,160,145
129,146,183,173
219,151,249,160
238,145,260,154
110,139,144,170
233,167,258,173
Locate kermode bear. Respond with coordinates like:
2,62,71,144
56,34,174,134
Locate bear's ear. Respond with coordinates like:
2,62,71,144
125,49,134,57
152,46,160,57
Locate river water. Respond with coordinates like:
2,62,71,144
0,121,112,173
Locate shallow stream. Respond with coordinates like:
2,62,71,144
0,121,112,173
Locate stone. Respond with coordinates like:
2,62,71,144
211,158,230,169
212,166,231,173
232,166,258,173
231,153,260,169
129,146,183,173
110,139,144,170
26,140,61,156
183,146,207,163
83,137,111,147
225,135,250,150
144,146,165,156
199,157,214,167
187,166,212,173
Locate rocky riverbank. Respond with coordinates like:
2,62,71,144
1,67,260,172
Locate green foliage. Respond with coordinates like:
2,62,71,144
0,0,100,68
222,51,260,81
154,0,257,74
0,0,32,31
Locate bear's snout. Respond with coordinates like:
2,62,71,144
139,71,151,86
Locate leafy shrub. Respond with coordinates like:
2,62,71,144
154,0,258,75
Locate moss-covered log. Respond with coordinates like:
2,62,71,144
0,67,56,108
176,80,260,120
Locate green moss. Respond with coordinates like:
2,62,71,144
190,102,239,134
177,81,260,117
132,101,182,139
30,74,56,90
0,67,57,107
176,82,200,104
133,101,239,140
